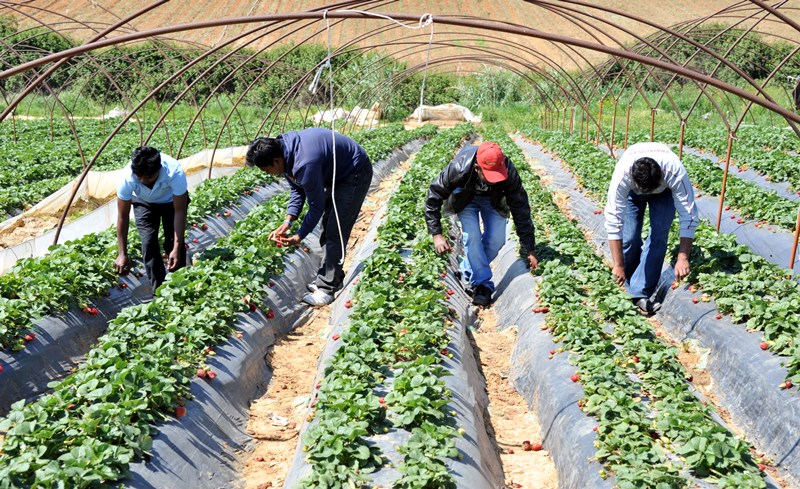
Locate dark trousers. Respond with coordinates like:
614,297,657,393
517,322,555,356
132,198,186,292
316,163,373,293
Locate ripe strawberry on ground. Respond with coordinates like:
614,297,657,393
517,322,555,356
197,369,207,378
24,333,35,342
522,440,532,451
715,314,722,320
206,371,217,380
530,442,543,451
249,302,258,312
760,342,769,350
175,406,187,417
266,309,275,319
332,334,340,341
570,373,580,382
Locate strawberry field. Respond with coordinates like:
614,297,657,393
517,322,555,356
3,3,800,489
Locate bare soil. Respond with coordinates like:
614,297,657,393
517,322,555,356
473,306,559,489
241,158,412,488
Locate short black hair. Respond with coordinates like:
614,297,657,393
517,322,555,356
631,157,663,193
130,146,162,177
246,137,283,168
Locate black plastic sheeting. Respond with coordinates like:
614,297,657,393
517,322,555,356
282,208,504,488
121,140,432,489
0,182,286,416
517,136,791,488
491,237,614,489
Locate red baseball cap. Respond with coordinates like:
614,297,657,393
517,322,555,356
476,141,508,183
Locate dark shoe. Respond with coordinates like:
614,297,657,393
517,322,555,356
464,282,475,297
472,285,492,307
633,297,661,315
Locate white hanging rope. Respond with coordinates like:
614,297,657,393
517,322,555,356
321,10,434,266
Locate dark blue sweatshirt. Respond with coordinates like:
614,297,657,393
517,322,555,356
281,128,370,239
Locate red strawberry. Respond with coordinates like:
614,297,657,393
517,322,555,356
691,298,699,304
506,448,515,454
192,223,198,228
24,333,35,342
715,314,722,320
532,307,541,313
345,300,352,309
570,373,580,383
522,440,532,451
549,349,555,355
671,281,678,290
540,306,549,313
206,371,217,380
530,442,543,451
201,224,208,231
440,271,447,278
400,328,408,335
398,274,405,282
379,397,386,404
197,369,207,378
737,218,745,224
730,215,736,220
786,379,793,388
192,238,199,243
275,242,282,248
724,205,730,211
269,282,276,287
184,243,190,249
67,403,75,410
758,464,767,472
249,302,257,312
266,309,275,319
255,456,264,462
632,355,640,363
175,406,187,417
448,289,455,295
224,211,232,217
592,426,598,432
332,334,340,341
82,305,92,314
441,348,450,355
0,364,3,373
760,342,769,350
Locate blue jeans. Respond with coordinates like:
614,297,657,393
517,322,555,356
458,195,507,292
623,189,675,299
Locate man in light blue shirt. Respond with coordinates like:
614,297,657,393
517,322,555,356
115,146,189,293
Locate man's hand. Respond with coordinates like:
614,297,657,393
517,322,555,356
279,235,302,247
114,253,131,274
433,234,451,254
269,222,291,242
527,252,539,270
674,256,690,282
167,249,181,271
611,264,626,286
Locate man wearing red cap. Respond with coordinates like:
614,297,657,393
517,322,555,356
426,141,538,306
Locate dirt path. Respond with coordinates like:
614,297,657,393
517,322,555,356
241,158,412,489
473,306,559,489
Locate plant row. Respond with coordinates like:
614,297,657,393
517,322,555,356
487,125,765,488
298,125,472,488
0,193,300,488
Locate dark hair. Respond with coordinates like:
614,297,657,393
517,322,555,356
246,137,283,168
631,157,663,193
130,146,162,177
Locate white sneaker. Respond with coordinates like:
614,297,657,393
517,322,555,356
303,289,334,306
307,283,318,293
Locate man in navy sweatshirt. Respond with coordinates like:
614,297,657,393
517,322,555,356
246,128,372,306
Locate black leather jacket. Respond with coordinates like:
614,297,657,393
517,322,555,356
425,145,536,252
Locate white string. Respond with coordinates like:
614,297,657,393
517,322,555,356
321,10,434,266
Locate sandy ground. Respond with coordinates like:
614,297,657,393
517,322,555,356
473,306,559,489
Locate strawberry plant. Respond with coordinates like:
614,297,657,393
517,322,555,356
0,194,302,487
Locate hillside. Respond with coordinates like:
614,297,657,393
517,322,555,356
9,0,792,72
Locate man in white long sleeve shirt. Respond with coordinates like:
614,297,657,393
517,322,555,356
604,142,699,314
